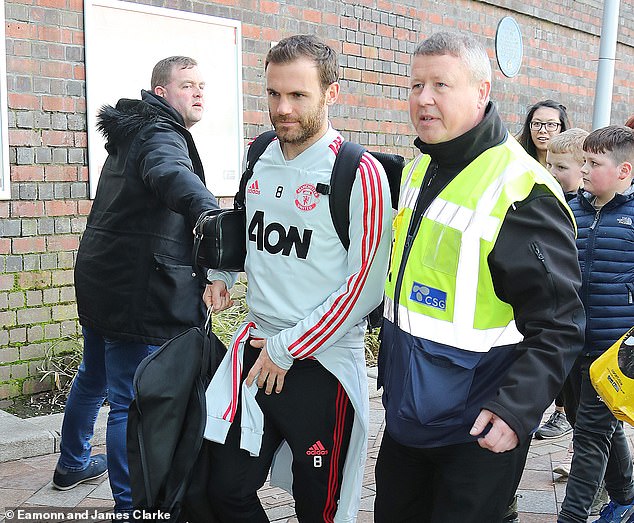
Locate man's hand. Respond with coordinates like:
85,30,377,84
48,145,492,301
245,339,288,395
469,409,519,453
203,280,233,312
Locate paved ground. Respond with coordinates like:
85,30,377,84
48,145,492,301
1,396,632,523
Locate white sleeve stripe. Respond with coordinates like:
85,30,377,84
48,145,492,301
223,321,255,422
289,155,384,358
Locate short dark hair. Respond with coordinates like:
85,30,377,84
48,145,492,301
151,56,198,90
583,125,634,166
517,100,571,161
265,35,338,92
414,31,491,84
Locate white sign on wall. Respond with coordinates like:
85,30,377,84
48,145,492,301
84,0,243,198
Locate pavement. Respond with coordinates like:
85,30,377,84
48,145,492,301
1,370,632,523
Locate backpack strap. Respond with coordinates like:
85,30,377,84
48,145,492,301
316,141,366,251
235,130,277,209
369,151,405,210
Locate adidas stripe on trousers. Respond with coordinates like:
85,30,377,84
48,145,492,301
206,341,354,523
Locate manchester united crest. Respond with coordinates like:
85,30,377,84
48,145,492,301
295,183,320,211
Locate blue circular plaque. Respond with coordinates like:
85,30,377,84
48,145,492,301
495,16,523,78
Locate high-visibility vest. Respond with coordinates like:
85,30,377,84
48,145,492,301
385,135,573,353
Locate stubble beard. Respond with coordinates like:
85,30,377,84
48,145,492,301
270,97,327,146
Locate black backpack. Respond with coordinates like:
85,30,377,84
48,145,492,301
238,131,404,329
127,317,225,521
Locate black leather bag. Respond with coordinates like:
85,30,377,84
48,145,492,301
193,208,246,272
192,130,276,274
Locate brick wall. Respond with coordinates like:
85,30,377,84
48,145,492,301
1,0,633,400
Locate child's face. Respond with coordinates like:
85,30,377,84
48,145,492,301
546,151,583,193
581,151,632,206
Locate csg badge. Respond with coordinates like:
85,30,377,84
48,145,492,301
410,282,447,311
295,183,320,211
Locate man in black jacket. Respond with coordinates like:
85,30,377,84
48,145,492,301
374,32,585,522
51,56,232,512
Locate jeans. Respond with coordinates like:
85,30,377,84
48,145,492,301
57,326,159,510
558,355,634,523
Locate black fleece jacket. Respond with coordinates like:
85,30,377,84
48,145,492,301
413,103,585,444
75,91,219,345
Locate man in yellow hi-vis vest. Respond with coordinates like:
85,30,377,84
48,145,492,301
374,32,585,523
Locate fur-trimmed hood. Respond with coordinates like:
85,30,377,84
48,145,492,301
96,90,186,148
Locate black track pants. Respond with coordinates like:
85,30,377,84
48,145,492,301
206,343,354,523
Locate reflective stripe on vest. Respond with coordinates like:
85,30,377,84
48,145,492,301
386,135,571,353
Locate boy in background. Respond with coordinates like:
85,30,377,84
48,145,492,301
558,125,634,523
547,128,589,199
544,128,588,471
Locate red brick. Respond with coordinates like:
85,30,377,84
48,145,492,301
362,71,379,84
341,17,358,30
362,46,378,59
8,93,40,110
342,68,362,82
74,132,88,148
18,272,52,290
78,200,93,215
41,61,74,79
285,5,301,18
71,30,84,46
377,24,393,38
45,165,77,182
73,64,86,81
5,22,37,39
379,48,395,61
37,0,68,8
11,201,45,218
47,235,80,251
343,42,361,56
9,130,41,147
260,0,279,14
359,20,376,36
13,237,47,254
0,202,9,219
261,27,281,42
45,200,78,216
303,9,321,23
42,130,74,147
38,25,62,42
244,111,266,126
323,13,339,26
0,239,10,255
11,166,45,182
42,96,76,112
6,56,41,75
242,24,261,39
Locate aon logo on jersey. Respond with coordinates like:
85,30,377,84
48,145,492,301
248,210,312,259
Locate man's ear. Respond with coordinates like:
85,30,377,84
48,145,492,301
477,80,491,109
154,86,166,98
325,82,340,106
618,161,633,180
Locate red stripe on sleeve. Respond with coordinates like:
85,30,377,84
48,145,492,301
288,154,384,359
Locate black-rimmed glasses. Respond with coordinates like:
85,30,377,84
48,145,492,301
530,121,561,132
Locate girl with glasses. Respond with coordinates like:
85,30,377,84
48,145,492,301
517,99,571,167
